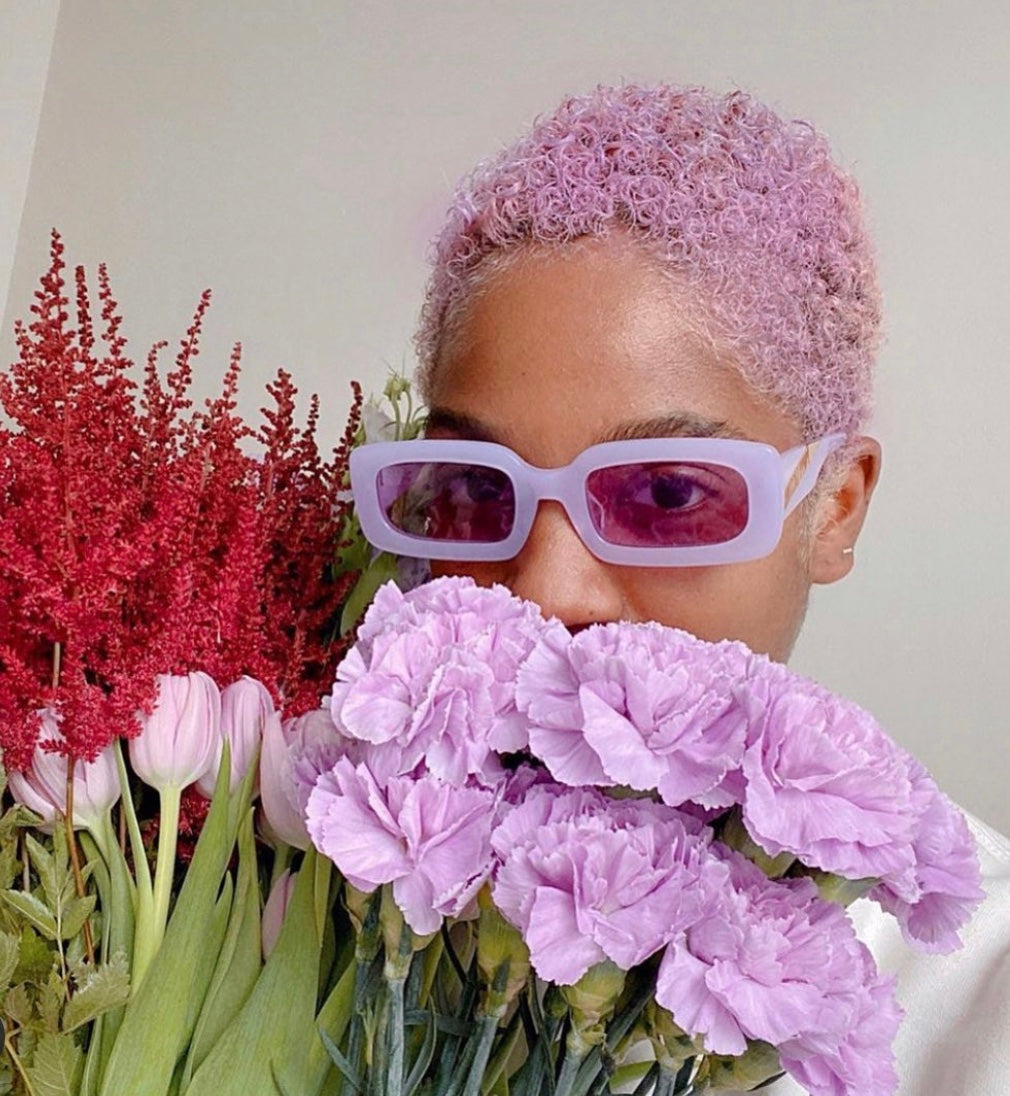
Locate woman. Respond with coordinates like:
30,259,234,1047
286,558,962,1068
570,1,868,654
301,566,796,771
354,84,1010,1093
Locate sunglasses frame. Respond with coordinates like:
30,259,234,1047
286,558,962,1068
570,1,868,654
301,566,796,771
349,434,846,567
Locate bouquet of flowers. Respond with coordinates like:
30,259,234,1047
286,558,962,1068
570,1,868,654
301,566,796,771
0,237,984,1096
291,575,984,1096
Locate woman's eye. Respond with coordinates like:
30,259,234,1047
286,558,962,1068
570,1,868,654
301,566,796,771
463,468,507,502
648,472,707,510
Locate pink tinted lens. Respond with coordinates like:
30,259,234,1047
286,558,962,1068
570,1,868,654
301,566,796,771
585,461,749,547
376,461,516,543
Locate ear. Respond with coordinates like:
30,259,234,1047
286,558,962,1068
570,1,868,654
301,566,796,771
809,437,882,585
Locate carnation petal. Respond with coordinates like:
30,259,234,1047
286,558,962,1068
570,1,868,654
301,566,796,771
524,887,606,984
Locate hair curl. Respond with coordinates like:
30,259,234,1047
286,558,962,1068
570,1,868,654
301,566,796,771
415,84,881,440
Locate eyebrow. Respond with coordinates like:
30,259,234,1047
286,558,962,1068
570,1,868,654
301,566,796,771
424,406,748,445
600,413,748,442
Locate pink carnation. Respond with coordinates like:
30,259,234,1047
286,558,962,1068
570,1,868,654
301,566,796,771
491,785,719,984
869,759,983,953
657,847,902,1092
330,577,550,784
779,960,902,1096
306,757,499,935
737,659,920,892
516,621,749,806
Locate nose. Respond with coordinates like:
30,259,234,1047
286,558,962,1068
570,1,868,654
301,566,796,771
504,501,625,628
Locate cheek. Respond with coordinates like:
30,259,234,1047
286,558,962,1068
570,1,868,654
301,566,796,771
618,548,811,660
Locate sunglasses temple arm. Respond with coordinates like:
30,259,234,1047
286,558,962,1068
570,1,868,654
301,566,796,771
782,437,838,517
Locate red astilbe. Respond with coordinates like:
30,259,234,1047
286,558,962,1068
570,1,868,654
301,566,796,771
254,372,363,715
0,231,362,767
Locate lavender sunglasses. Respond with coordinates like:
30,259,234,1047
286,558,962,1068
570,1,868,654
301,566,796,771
349,434,845,567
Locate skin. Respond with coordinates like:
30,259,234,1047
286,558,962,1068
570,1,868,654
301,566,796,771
426,236,881,662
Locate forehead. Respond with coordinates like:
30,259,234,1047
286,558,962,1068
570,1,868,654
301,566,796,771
427,238,802,464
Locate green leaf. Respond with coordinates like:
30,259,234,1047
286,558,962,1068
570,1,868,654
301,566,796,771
5,983,33,1028
63,954,130,1033
14,927,56,985
0,931,21,991
58,896,96,943
24,1031,84,1096
305,958,356,1092
25,835,60,913
0,841,19,894
79,826,135,1066
97,753,241,1096
1,891,57,940
340,553,400,635
184,848,333,1096
182,810,263,1083
39,969,64,1033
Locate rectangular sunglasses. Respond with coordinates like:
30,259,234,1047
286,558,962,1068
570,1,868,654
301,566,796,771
349,435,845,567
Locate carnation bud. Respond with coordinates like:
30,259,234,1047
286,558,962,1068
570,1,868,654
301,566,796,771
698,1040,782,1092
343,882,373,935
130,672,221,791
642,1000,702,1073
718,807,796,879
380,884,413,980
561,960,627,1053
262,869,296,959
477,886,531,1016
8,709,120,836
196,676,274,798
801,867,877,907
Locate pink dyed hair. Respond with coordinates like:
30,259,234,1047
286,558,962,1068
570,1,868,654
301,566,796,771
415,84,881,441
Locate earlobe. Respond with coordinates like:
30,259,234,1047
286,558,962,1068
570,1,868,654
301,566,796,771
809,437,882,585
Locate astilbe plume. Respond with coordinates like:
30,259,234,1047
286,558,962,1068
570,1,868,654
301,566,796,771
0,231,361,769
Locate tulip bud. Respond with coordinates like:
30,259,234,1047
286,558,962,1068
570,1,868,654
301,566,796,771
130,672,221,791
8,709,120,835
259,706,344,850
195,676,274,799
262,869,296,959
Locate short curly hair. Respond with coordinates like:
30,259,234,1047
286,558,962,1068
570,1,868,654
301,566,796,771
415,84,881,441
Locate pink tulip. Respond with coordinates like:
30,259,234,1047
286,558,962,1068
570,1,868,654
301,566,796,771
195,676,275,799
261,869,296,958
130,672,221,791
260,707,345,850
8,709,120,834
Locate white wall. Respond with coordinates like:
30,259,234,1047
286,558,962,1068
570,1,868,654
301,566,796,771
0,0,59,320
6,1,1009,830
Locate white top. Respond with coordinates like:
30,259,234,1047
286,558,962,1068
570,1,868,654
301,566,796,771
758,813,1010,1096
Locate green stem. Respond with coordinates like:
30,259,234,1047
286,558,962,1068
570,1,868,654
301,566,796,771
6,1037,40,1096
384,975,406,1096
113,740,152,895
129,775,180,989
457,1014,500,1096
553,1045,588,1096
150,784,182,948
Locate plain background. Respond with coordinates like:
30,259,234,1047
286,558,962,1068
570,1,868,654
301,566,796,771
3,2,1009,832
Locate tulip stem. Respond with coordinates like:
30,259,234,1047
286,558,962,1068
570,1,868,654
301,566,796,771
64,756,96,963
116,739,155,988
150,783,182,954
